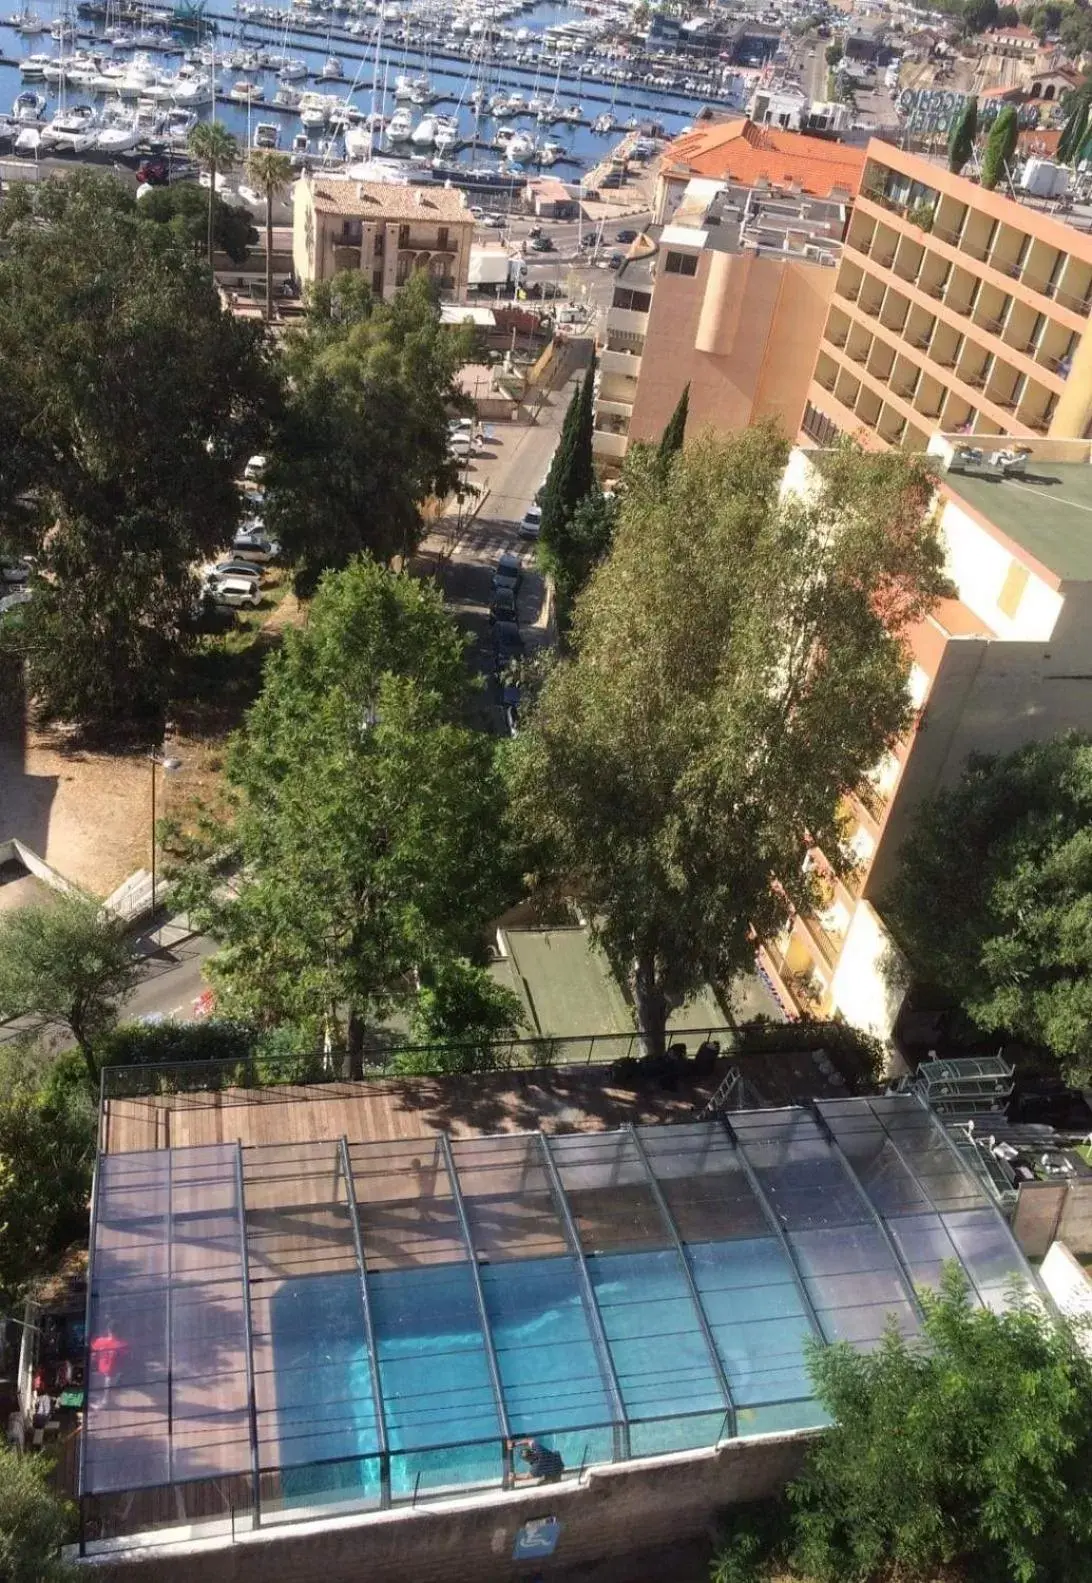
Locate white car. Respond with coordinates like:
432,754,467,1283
209,575,261,609
519,504,542,541
207,559,262,584
243,454,267,482
232,532,280,563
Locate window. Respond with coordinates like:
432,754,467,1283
372,269,384,294
398,223,410,248
664,250,698,277
611,288,652,313
801,402,842,447
437,226,449,251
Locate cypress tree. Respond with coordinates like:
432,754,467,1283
981,105,1018,191
947,96,978,175
1059,89,1091,164
658,383,690,465
538,357,596,569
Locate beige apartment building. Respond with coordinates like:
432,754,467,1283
292,176,473,300
761,434,1092,1040
802,140,1092,453
594,179,846,469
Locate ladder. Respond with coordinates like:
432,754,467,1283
697,1065,741,1121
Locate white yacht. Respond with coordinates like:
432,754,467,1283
343,123,372,159
432,114,458,153
386,104,412,140
319,55,344,79
9,10,46,33
96,101,141,152
393,73,413,101
299,91,330,128
168,64,212,104
18,53,52,79
272,84,302,110
14,124,41,154
229,79,264,103
41,102,99,152
506,129,535,162
563,104,582,123
253,120,279,148
592,112,614,134
12,89,44,123
117,54,162,97
134,97,163,138
163,105,196,145
279,57,308,79
411,113,438,147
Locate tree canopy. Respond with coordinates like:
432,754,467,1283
264,271,473,593
0,895,143,1078
0,170,272,728
187,119,240,262
981,103,1019,190
507,429,949,1054
168,557,515,1073
948,95,978,174
658,382,690,465
0,1440,77,1583
139,181,256,263
537,360,600,627
882,734,1092,1085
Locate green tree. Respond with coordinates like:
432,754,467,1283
187,120,240,264
882,734,1092,1086
788,1268,1092,1583
948,94,979,173
538,359,596,558
0,1442,77,1582
825,39,843,64
658,382,690,465
0,895,142,1078
396,958,526,1073
0,172,272,727
168,558,514,1075
265,271,472,593
507,429,949,1055
962,0,999,32
139,180,256,264
548,490,617,625
0,1044,94,1304
1058,84,1092,163
981,103,1019,188
245,148,294,322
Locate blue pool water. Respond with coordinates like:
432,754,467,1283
269,1244,827,1512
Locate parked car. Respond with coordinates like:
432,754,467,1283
492,619,524,669
207,559,262,584
528,223,543,238
607,252,624,270
519,504,542,541
493,550,523,591
243,454,267,482
502,682,520,737
232,531,280,563
489,586,518,624
580,232,596,250
529,234,554,252
615,228,637,244
209,575,261,610
0,559,30,585
137,154,170,186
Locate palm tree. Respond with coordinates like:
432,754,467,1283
246,149,294,321
187,121,240,267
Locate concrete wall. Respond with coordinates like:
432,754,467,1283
829,900,906,1041
82,1431,815,1583
627,252,834,446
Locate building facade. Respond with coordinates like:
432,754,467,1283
594,179,845,469
761,434,1092,1039
801,140,1092,454
292,176,474,300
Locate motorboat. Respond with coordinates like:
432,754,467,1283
563,104,582,123
344,123,373,159
299,92,330,128
279,58,308,80
507,129,535,163
50,14,75,38
386,104,412,140
592,112,613,134
253,120,279,148
433,114,458,153
41,101,99,152
168,64,212,104
96,101,141,151
18,52,52,79
12,89,45,123
64,53,106,89
272,84,302,110
411,113,437,147
539,139,563,165
14,125,41,154
9,9,46,33
116,54,162,97
229,79,265,103
393,73,414,101
163,105,196,145
319,55,344,79
134,97,163,138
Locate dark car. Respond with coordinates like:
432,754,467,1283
137,155,171,186
580,232,596,249
616,228,637,243
607,252,624,270
492,620,524,669
489,586,518,624
529,234,554,252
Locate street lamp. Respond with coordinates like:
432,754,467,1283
149,748,182,920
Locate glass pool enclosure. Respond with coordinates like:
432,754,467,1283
79,1096,1039,1548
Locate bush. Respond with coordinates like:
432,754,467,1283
0,1445,75,1583
734,1017,887,1091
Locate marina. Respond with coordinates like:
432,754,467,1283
0,0,747,181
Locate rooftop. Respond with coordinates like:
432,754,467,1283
660,118,866,201
79,1096,1038,1552
306,178,470,221
945,461,1092,583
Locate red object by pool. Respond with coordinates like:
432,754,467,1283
90,1333,129,1379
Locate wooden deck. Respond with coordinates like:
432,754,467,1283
101,1068,731,1155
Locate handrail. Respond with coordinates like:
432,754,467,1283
537,1133,630,1460
234,1143,263,1528
339,1136,390,1504
627,1125,737,1438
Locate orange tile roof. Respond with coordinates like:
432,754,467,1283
660,117,866,199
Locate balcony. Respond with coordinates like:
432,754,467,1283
592,428,628,460
606,306,649,336
595,397,633,418
599,347,642,377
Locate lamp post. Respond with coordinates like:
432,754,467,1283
149,748,182,920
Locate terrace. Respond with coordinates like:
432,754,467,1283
79,1095,1039,1557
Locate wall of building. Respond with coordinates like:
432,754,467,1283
82,1431,816,1583
627,252,834,445
829,900,907,1041
940,497,1063,642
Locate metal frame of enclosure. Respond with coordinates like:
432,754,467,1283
78,1095,1041,1553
